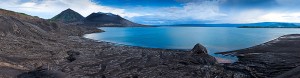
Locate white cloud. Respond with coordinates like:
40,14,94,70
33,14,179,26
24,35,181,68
131,0,300,24
182,1,227,20
259,12,300,23
0,0,142,19
216,9,300,23
130,0,227,24
2,0,300,24
165,0,227,20
217,9,267,23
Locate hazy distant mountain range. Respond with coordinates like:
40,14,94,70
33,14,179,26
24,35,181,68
51,9,143,27
165,22,300,28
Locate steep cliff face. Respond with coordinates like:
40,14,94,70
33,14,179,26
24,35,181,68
84,12,143,26
51,9,85,24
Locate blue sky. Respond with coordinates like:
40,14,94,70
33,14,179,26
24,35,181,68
95,0,182,7
1,0,300,25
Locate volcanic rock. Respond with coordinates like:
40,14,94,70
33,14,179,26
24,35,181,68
217,34,300,78
191,43,208,54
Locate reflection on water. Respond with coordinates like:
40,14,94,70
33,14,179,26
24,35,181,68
84,27,300,61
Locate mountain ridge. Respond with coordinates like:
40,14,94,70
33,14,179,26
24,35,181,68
51,8,144,27
84,12,143,27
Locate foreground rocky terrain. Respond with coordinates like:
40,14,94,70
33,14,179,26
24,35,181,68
15,37,252,78
0,9,251,78
217,34,300,78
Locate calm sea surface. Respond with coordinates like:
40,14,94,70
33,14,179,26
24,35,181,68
84,27,300,60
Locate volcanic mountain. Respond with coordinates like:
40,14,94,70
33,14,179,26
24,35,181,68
51,8,143,26
83,12,143,26
51,8,85,24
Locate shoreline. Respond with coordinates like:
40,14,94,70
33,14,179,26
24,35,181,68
0,24,297,77
86,27,242,63
59,26,300,77
216,34,300,78
83,31,236,63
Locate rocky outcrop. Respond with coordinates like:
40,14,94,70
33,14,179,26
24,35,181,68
217,34,300,78
275,66,300,78
65,50,80,62
191,43,208,54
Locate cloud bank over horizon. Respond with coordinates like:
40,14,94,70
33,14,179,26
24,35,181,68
1,0,300,25
0,0,142,19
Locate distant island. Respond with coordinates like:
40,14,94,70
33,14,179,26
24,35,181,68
238,22,300,28
164,22,300,28
238,26,300,28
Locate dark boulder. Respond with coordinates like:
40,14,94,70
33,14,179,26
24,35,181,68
66,50,80,62
17,67,66,78
191,43,208,54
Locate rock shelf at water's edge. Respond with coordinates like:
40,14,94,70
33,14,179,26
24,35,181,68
216,34,300,78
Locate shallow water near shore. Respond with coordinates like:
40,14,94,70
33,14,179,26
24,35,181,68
84,27,300,61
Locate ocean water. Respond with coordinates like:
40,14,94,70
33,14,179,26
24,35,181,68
84,27,300,61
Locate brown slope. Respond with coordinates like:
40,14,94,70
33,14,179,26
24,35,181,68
0,8,40,21
0,15,50,39
0,8,60,37
0,8,101,39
